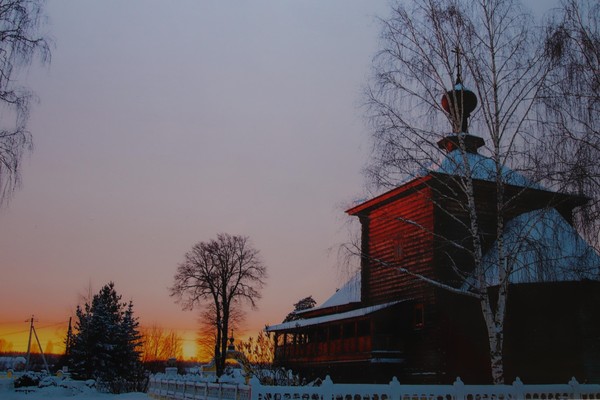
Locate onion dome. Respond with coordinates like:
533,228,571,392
438,49,483,154
441,80,478,134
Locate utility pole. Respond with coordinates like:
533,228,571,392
25,316,34,367
24,315,50,374
64,317,73,357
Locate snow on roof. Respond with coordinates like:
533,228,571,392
293,273,360,316
434,149,542,189
266,299,406,332
481,208,600,285
307,273,361,312
349,146,550,216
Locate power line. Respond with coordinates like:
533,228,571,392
34,322,68,330
0,320,33,325
1,321,67,337
1,328,31,336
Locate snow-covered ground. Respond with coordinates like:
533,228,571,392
0,377,149,400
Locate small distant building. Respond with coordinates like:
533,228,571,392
267,77,600,384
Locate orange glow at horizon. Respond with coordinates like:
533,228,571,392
0,322,68,355
1,322,215,362
180,330,200,361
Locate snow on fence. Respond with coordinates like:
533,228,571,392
148,375,600,400
147,375,251,400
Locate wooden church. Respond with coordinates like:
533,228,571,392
267,75,600,384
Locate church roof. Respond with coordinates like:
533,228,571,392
265,299,405,332
481,208,600,285
434,148,543,189
347,145,550,217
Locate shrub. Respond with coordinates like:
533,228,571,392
14,372,40,388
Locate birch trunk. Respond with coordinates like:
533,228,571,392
481,295,505,384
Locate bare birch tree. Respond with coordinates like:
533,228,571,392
361,0,573,384
534,0,600,242
0,0,50,205
170,233,267,377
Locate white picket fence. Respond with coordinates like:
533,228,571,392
148,375,600,400
148,376,251,400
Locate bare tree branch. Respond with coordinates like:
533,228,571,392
170,233,267,377
0,0,51,206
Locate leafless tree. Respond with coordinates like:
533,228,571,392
534,0,600,243
170,233,267,377
237,330,275,366
236,330,280,384
360,0,586,384
195,301,245,362
140,325,184,362
0,0,50,206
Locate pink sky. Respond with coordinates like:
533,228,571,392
0,0,555,359
0,1,391,357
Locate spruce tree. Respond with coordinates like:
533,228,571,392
283,296,316,322
69,282,142,390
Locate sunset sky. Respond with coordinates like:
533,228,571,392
0,0,555,360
